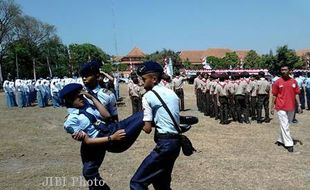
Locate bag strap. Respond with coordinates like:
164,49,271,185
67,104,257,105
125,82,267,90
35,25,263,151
151,90,182,134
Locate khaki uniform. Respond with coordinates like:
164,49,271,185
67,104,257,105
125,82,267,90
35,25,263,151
172,76,187,111
129,83,144,114
215,81,229,124
235,80,250,123
256,78,271,122
194,77,203,112
248,80,258,119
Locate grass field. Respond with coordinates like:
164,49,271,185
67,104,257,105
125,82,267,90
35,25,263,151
0,83,309,190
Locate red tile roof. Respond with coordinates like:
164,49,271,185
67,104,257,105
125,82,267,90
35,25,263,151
179,48,249,63
126,47,145,57
296,49,310,57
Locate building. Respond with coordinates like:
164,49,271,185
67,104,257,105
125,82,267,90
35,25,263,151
119,47,145,74
179,48,249,65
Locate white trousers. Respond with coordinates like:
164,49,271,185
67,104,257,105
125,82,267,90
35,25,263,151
277,110,294,147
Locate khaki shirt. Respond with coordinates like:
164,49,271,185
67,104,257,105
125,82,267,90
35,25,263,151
209,81,217,95
226,80,236,95
235,80,248,95
193,77,203,89
129,83,144,97
215,82,229,96
248,80,258,97
172,76,186,90
257,78,270,95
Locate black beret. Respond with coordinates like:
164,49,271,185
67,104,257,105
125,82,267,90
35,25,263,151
59,83,83,101
80,60,102,77
137,61,163,76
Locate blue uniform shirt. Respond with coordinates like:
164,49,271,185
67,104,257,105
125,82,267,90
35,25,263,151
142,84,180,134
91,85,118,116
296,77,305,88
64,102,102,138
305,77,310,89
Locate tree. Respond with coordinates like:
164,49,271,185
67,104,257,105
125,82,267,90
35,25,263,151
38,37,70,78
3,39,38,79
0,0,22,82
260,52,276,73
145,49,181,68
69,43,110,75
243,50,261,68
222,52,239,68
10,14,58,79
182,58,191,69
207,56,224,69
271,45,300,74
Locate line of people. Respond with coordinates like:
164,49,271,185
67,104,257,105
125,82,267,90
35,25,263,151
194,71,272,125
2,77,83,108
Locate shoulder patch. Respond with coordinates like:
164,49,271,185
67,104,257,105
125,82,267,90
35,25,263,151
101,88,113,95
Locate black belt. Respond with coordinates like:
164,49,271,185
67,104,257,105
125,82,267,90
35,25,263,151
156,133,180,139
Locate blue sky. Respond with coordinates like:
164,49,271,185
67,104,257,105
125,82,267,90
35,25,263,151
16,0,310,56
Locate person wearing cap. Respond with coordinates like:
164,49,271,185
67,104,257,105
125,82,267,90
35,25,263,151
215,73,230,125
172,70,188,111
130,61,181,190
80,60,119,123
234,72,251,124
271,65,302,153
60,83,144,190
128,75,145,114
256,71,271,123
248,74,258,121
305,72,310,110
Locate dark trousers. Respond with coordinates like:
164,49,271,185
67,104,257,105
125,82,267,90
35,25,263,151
81,112,144,190
212,95,219,119
228,95,237,121
175,88,184,111
300,88,305,109
97,111,144,153
196,89,202,112
250,96,257,119
81,143,110,190
235,95,249,122
205,92,211,116
131,96,142,114
306,88,310,110
130,138,181,190
219,96,229,123
257,94,270,121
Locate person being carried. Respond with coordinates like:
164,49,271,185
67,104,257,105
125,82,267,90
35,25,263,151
60,83,144,190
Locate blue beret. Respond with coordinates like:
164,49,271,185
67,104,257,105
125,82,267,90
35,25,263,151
137,61,163,76
59,83,83,101
80,60,102,77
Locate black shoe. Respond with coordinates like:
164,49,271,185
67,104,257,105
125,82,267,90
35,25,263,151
293,139,303,145
286,146,294,152
264,118,271,123
180,116,199,125
245,120,250,124
275,141,285,147
257,120,263,124
292,119,298,123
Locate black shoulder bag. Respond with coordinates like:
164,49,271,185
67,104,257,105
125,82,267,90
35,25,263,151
151,90,196,156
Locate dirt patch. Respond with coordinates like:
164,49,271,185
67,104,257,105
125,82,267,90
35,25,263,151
0,84,309,190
